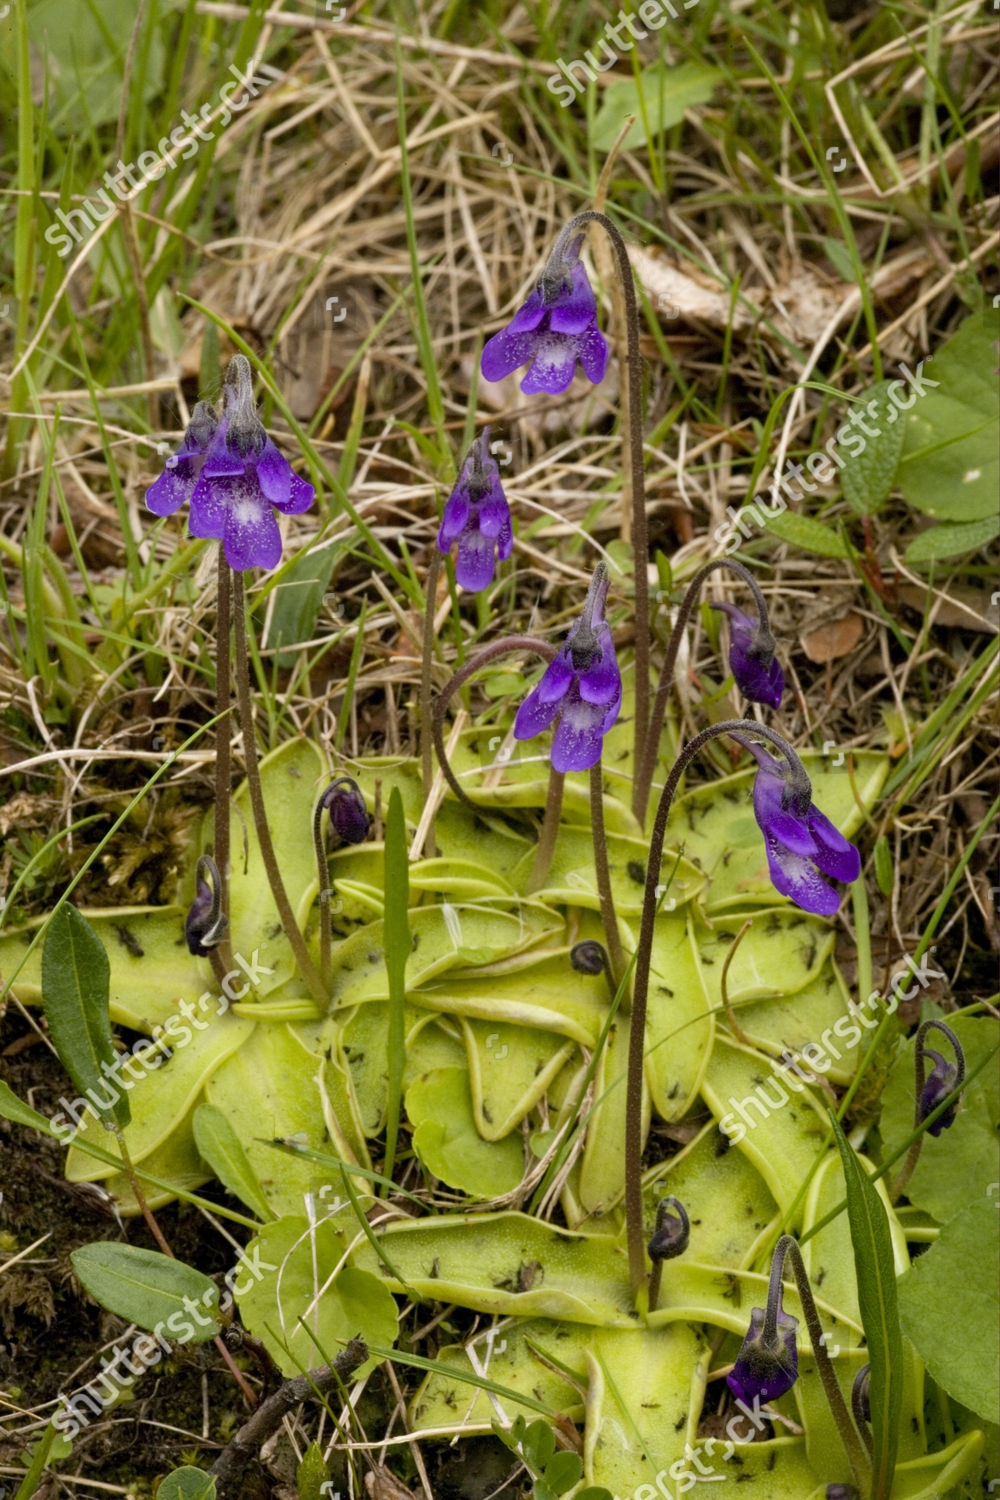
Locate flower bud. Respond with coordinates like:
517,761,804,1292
851,1364,871,1426
185,855,227,956
570,940,608,976
727,1303,799,1407
319,776,371,846
647,1196,689,1262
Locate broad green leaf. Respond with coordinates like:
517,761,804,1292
896,311,999,522
71,1115,212,1213
762,511,854,557
591,63,720,151
192,1103,274,1222
832,1118,903,1499
70,1243,219,1343
579,1007,637,1215
890,1432,985,1499
582,1325,706,1494
903,513,1000,564
329,1001,464,1136
462,1018,574,1141
42,905,129,1133
410,1322,586,1431
351,1211,636,1326
879,1014,999,1224
517,823,704,916
408,1068,525,1197
419,951,609,1048
701,1035,830,1216
157,1467,217,1500
383,786,409,1182
726,964,859,1085
203,1023,335,1218
644,1118,777,1268
897,1197,999,1423
638,909,714,1121
236,1215,398,1377
839,381,908,515
65,1011,254,1181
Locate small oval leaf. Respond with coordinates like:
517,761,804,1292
70,1242,219,1343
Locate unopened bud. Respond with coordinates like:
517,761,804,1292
185,854,227,956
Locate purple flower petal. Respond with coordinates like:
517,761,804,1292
277,470,315,516
222,478,282,571
727,1306,799,1407
482,327,540,383
497,513,513,561
520,333,579,395
188,472,229,540
438,491,471,551
454,530,496,592
145,467,191,517
761,835,842,917
576,323,609,385
504,288,547,335
201,426,246,479
577,624,621,705
477,483,509,539
806,806,862,883
549,261,599,335
514,672,567,740
550,690,606,773
753,771,819,856
255,438,292,505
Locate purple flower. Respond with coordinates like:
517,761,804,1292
185,855,227,957
727,1302,799,1407
146,355,314,572
710,601,784,709
514,564,621,773
320,776,371,847
735,737,861,916
917,1050,961,1135
437,429,512,591
481,233,608,395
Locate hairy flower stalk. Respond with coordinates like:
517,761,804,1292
481,211,651,781
891,1018,966,1201
213,550,233,973
633,556,783,825
232,577,326,1005
729,1236,870,1490
623,723,860,1297
647,1196,690,1313
313,776,370,983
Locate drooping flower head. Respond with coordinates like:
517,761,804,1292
514,564,621,773
710,601,784,709
916,1021,965,1136
146,354,314,571
481,232,608,395
319,775,371,847
185,855,227,957
647,1196,690,1263
731,733,861,917
727,1300,799,1407
437,428,512,591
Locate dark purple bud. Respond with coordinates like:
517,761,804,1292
710,601,784,709
826,1486,858,1499
648,1196,690,1262
915,1021,965,1136
437,428,513,592
481,230,608,395
851,1364,871,1426
727,1302,799,1407
733,733,860,917
514,564,622,773
570,940,608,976
185,855,227,956
319,776,371,846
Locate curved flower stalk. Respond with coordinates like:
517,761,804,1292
728,1236,871,1492
633,556,784,825
647,1196,689,1313
891,1019,966,1201
481,234,608,395
146,354,314,571
623,721,860,1296
513,563,622,775
437,428,513,592
314,775,371,983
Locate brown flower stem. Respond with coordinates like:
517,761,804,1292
890,1019,965,1202
589,762,628,996
526,767,565,893
625,719,806,1296
554,210,649,780
633,557,776,826
770,1236,872,1486
420,548,442,850
232,573,326,1005
214,548,234,973
432,636,558,812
